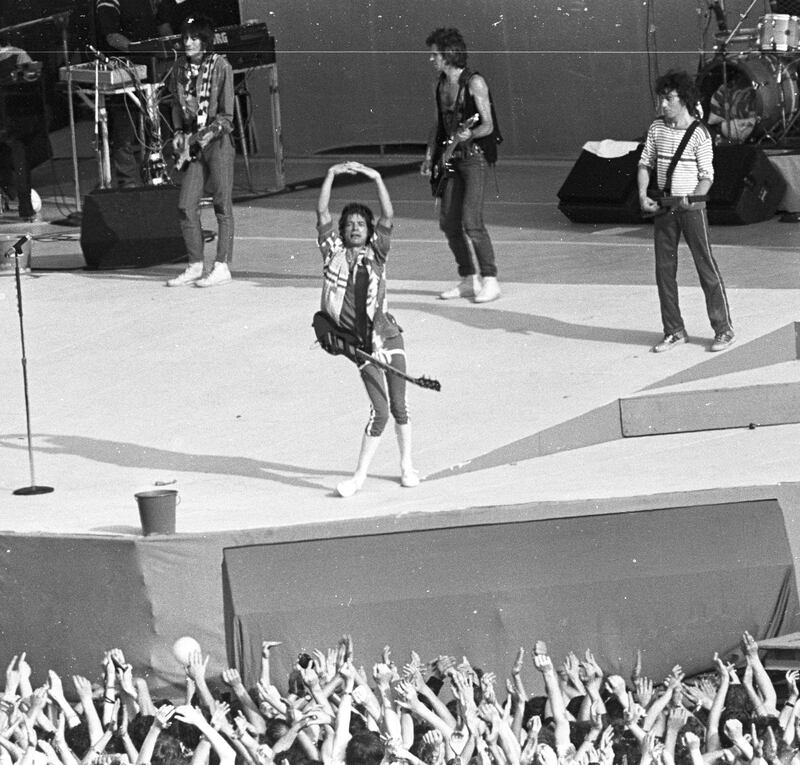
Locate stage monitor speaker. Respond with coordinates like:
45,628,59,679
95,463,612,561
80,186,186,270
557,146,644,224
707,145,786,225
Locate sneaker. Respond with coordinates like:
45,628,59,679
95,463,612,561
710,330,735,352
195,262,232,288
166,262,203,287
439,274,481,300
652,331,688,353
473,276,501,303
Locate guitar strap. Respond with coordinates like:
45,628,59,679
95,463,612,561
661,120,700,195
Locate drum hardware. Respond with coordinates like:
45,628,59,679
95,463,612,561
698,0,800,146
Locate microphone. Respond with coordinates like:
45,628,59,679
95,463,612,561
4,234,31,258
709,0,728,31
87,44,111,65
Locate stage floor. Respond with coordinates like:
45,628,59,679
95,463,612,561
1,155,800,536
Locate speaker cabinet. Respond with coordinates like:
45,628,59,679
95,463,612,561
707,146,786,225
80,186,186,270
557,147,645,224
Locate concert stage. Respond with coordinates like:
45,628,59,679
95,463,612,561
2,156,800,695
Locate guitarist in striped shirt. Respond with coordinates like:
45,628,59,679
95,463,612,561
638,70,734,353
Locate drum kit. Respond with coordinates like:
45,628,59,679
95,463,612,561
698,2,800,143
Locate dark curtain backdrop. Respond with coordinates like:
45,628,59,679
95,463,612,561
237,0,771,157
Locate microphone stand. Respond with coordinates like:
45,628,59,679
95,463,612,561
7,236,53,496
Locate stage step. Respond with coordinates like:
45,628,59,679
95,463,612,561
620,361,800,436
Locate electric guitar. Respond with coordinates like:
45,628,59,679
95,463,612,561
429,113,480,198
172,122,224,173
642,193,708,218
312,312,441,392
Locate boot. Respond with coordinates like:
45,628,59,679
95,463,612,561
395,423,419,487
439,274,481,300
336,433,382,497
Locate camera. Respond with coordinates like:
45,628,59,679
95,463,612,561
297,652,312,669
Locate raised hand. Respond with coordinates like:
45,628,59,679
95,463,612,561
428,656,456,679
299,664,321,691
634,677,653,708
312,649,334,684
631,649,643,684
598,726,615,765
372,662,394,690
393,680,418,708
480,672,497,705
16,655,31,686
173,704,205,728
209,701,230,731
116,663,137,698
511,647,525,678
786,670,799,702
71,675,93,701
4,656,21,697
402,662,424,690
262,641,282,657
663,665,684,688
47,671,66,703
154,703,175,729
741,631,759,657
605,674,627,701
185,651,209,683
683,731,701,753
666,705,688,733
221,668,243,688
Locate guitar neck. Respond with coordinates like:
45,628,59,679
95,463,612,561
353,348,439,391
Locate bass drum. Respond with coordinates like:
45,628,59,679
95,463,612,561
697,54,799,142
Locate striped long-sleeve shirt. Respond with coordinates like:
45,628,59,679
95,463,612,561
639,118,714,196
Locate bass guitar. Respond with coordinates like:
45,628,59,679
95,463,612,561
312,312,441,392
429,113,480,198
642,193,708,218
172,122,224,173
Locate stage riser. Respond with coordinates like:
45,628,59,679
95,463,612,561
224,499,797,688
621,382,800,436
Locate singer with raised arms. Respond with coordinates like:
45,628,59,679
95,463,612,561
315,162,419,498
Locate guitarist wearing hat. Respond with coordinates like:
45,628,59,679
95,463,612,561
421,27,502,304
316,162,420,498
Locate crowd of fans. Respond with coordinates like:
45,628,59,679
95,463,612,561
0,632,795,765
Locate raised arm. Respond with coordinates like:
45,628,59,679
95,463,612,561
347,163,393,227
741,632,777,715
532,643,570,755
317,163,352,227
706,654,731,752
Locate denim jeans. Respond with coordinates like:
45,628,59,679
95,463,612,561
653,207,733,335
178,134,235,265
438,153,498,278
